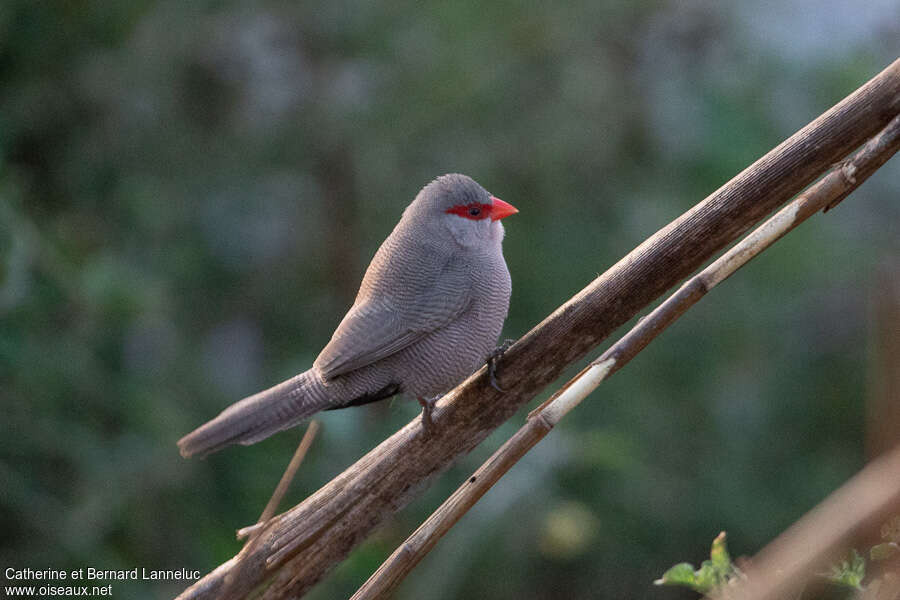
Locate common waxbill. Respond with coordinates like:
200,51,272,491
178,174,517,458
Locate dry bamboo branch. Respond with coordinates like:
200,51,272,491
350,113,900,600
176,58,900,600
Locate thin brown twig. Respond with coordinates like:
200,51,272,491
219,421,321,600
237,420,321,541
350,114,900,600
176,58,900,600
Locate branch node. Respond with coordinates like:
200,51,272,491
841,161,858,185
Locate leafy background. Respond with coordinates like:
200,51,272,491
1,1,898,598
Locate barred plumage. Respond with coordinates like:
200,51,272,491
178,174,515,458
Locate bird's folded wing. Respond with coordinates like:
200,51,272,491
314,258,472,380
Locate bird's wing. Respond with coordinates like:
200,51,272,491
314,254,473,380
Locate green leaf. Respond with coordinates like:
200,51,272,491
693,561,719,593
654,563,701,589
823,549,866,590
710,531,732,573
870,542,899,561
881,516,900,543
654,532,738,594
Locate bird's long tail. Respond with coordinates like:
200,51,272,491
177,370,329,459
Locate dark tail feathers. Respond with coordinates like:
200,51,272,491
178,371,325,459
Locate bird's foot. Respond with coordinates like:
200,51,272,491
418,396,440,433
487,338,515,392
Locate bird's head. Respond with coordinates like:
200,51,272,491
405,173,518,250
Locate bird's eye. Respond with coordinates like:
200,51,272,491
445,202,489,220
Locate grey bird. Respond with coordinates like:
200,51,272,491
178,174,517,458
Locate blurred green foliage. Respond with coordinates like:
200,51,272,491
658,520,900,599
824,550,866,592
655,531,739,594
1,1,898,598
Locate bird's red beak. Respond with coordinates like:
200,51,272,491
489,196,518,221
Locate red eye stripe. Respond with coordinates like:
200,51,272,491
445,202,492,221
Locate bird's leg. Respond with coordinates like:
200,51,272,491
417,396,439,432
487,338,515,392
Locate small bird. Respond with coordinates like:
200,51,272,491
178,174,517,458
